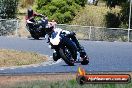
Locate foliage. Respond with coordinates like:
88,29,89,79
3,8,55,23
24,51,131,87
103,0,131,28
105,12,121,28
120,2,131,28
36,0,51,9
103,0,127,8
35,0,87,23
75,0,87,7
71,5,120,27
0,0,19,19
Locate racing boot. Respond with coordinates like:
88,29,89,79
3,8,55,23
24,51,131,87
79,46,89,65
79,46,86,57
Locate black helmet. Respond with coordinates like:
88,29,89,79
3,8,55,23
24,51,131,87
27,8,33,18
45,23,54,34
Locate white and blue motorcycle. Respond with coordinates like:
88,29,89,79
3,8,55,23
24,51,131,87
48,28,89,66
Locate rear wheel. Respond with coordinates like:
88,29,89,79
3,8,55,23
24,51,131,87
59,48,74,66
32,35,40,40
28,27,40,40
59,37,78,66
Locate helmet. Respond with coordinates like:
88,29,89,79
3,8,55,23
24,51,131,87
27,8,33,18
45,23,54,34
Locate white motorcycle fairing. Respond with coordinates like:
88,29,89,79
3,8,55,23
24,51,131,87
50,28,62,45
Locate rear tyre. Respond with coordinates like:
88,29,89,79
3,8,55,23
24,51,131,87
59,48,74,66
59,37,78,66
31,34,40,40
28,27,40,40
62,37,78,61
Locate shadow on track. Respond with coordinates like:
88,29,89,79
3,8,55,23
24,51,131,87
61,64,76,67
28,38,46,40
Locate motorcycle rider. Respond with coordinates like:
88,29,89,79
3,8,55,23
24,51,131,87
46,23,88,61
26,8,48,30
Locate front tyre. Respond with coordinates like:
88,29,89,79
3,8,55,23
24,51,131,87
53,52,60,61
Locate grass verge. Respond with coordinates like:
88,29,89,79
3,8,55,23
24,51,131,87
0,49,48,67
1,79,132,88
0,73,131,88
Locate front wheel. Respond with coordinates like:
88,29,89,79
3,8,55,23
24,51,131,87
53,52,60,61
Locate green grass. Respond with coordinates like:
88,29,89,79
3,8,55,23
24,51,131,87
1,79,132,88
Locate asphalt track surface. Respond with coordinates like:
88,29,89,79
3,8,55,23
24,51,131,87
0,36,132,74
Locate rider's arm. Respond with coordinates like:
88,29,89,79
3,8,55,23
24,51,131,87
33,12,45,18
25,14,34,21
25,15,33,23
61,30,71,35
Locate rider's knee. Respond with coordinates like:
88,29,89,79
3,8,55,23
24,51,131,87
70,31,76,36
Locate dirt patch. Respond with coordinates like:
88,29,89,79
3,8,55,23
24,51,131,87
0,49,48,67
17,14,30,37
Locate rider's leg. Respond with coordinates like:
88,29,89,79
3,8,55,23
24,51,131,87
67,32,81,49
67,32,87,58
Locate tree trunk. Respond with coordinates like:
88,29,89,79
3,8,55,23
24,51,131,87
94,0,99,6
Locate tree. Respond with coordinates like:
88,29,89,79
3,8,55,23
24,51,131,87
120,2,131,28
75,0,87,7
103,0,131,28
105,12,121,28
103,0,126,8
35,0,85,23
94,0,99,6
0,0,19,19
